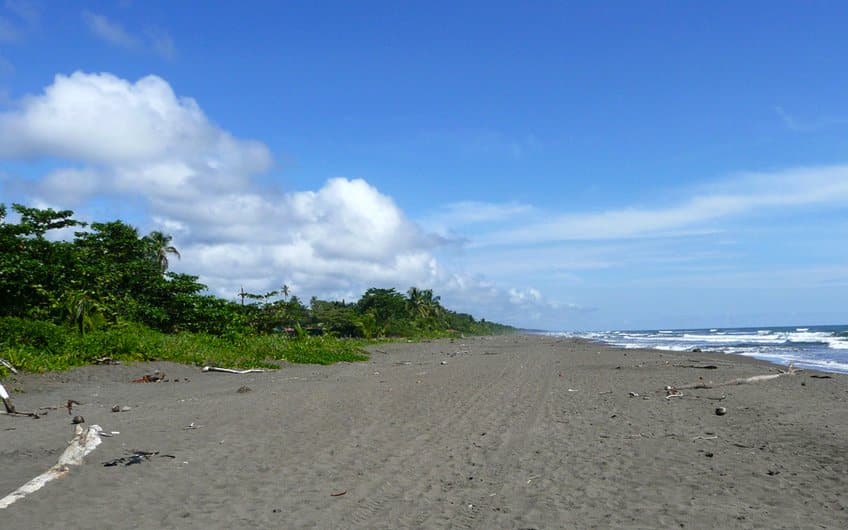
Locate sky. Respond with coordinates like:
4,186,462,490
1,1,848,331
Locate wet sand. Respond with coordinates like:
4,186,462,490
1,335,847,528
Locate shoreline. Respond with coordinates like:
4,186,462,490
2,334,846,528
540,328,848,375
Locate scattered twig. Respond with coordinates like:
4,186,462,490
0,425,104,509
673,364,719,369
665,391,684,399
809,374,832,379
330,490,347,497
103,450,173,467
202,366,266,374
66,400,80,415
693,435,719,441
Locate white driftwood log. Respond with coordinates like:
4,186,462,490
0,424,104,509
666,363,799,392
202,366,266,374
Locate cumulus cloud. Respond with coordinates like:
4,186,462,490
0,71,271,199
0,71,552,325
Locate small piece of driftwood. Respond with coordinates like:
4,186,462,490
0,425,103,509
202,366,266,374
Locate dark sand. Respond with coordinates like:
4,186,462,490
1,335,847,528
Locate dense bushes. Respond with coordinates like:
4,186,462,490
0,203,513,373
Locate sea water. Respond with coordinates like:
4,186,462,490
549,325,848,374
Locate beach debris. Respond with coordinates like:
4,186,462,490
0,382,16,414
715,407,727,416
673,364,718,369
66,399,80,415
440,361,448,365
628,391,639,398
330,490,347,497
111,405,131,412
202,366,266,374
0,358,18,374
0,424,104,509
184,422,199,430
664,362,800,394
665,390,684,399
133,370,166,383
103,450,174,467
693,435,719,441
809,374,832,379
93,356,120,365
237,385,252,393
71,415,85,424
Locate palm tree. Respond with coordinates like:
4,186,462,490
144,231,181,272
407,287,441,320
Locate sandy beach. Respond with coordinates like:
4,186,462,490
1,334,846,529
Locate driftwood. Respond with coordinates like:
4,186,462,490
665,363,799,393
0,383,15,414
0,358,18,374
0,424,104,509
202,366,266,374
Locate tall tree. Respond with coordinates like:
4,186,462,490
144,231,181,272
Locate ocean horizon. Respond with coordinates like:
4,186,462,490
546,324,848,374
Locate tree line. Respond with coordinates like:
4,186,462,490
0,203,513,340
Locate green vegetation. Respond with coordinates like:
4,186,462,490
0,203,513,374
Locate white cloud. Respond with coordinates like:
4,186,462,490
147,28,176,60
0,71,271,199
0,1,38,42
5,0,39,27
0,71,556,325
82,11,175,59
82,11,137,48
424,200,533,229
473,165,848,247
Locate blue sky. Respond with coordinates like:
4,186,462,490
2,1,848,330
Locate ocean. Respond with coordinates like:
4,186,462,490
549,325,848,374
